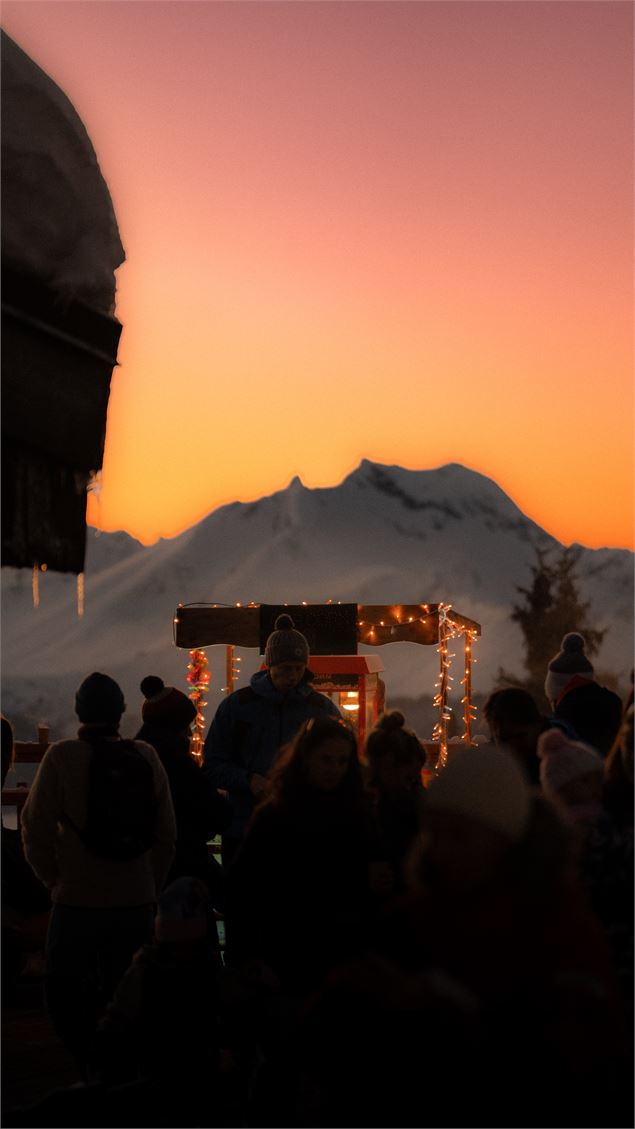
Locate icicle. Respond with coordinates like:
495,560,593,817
32,564,40,609
77,572,85,618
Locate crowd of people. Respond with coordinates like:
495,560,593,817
1,617,633,1127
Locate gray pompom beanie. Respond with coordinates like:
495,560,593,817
545,632,594,706
264,614,310,668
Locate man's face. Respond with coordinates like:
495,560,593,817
268,662,306,694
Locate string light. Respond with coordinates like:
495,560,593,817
186,648,211,764
176,600,480,768
459,627,479,744
224,644,243,694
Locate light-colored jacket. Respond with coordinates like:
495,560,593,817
21,736,176,907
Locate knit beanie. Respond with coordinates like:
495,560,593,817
75,672,125,724
155,877,209,943
425,745,532,842
140,675,196,731
544,632,594,706
264,613,310,667
536,727,603,801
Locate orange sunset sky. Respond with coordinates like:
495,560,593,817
3,0,634,551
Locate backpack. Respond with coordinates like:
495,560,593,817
69,738,157,861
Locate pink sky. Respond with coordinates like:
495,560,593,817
3,0,633,549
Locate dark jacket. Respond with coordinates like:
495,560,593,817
555,680,623,757
202,669,341,838
224,795,376,993
135,725,231,901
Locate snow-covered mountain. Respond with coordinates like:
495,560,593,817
2,461,633,739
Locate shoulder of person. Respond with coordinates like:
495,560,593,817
38,738,90,768
131,739,169,775
310,688,342,715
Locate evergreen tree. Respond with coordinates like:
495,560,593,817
501,547,606,702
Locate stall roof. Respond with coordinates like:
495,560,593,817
174,602,481,653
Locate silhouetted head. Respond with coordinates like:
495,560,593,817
483,687,544,783
140,675,196,733
75,672,125,726
365,710,424,794
414,745,532,890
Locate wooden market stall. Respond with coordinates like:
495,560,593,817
173,601,481,771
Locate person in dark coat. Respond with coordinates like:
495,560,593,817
537,725,634,1048
544,632,622,756
364,710,424,892
223,715,378,997
21,673,176,1076
202,614,341,867
1,714,51,995
136,676,231,916
483,685,578,785
377,745,630,1128
88,876,224,1127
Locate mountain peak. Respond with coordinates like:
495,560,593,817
287,474,306,491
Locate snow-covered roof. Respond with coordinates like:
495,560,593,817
1,30,125,314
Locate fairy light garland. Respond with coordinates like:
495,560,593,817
432,604,456,768
460,628,479,744
175,599,479,771
222,645,242,694
186,648,210,763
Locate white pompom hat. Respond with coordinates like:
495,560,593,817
537,726,603,800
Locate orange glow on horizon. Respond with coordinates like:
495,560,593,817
4,1,633,553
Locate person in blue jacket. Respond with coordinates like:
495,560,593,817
202,614,341,867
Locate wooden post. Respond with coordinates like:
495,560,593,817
226,645,235,695
462,632,473,745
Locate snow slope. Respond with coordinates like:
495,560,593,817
2,462,632,738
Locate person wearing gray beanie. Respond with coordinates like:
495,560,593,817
264,613,310,669
202,612,341,867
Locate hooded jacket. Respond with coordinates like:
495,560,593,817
202,669,341,838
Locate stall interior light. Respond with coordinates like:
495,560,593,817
342,691,360,712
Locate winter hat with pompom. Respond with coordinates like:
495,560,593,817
264,614,310,668
536,726,603,801
545,632,594,706
425,745,532,842
140,675,196,731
